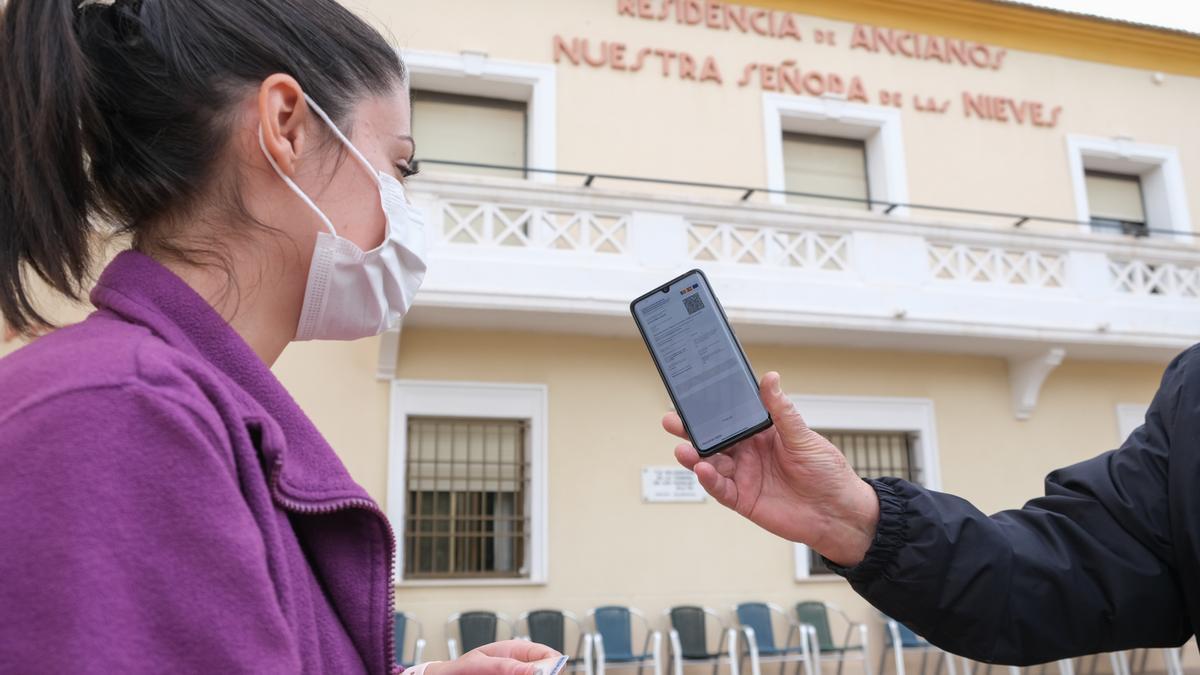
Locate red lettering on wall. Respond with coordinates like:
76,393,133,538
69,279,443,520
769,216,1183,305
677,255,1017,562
778,13,802,41
750,10,770,36
611,43,628,70
680,52,697,79
847,77,869,103
727,5,749,32
963,92,1061,128
700,56,723,84
553,35,581,65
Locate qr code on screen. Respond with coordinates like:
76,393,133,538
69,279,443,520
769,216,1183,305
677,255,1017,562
683,293,705,315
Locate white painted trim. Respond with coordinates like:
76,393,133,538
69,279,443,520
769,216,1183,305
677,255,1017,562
1066,135,1193,242
401,49,557,183
375,325,403,381
785,395,941,581
1007,348,1066,421
1115,402,1150,442
762,94,909,214
387,380,549,585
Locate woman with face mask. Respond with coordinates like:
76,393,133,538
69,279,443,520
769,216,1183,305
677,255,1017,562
0,1,557,673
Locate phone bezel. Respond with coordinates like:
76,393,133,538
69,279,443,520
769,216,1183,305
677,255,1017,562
629,268,773,457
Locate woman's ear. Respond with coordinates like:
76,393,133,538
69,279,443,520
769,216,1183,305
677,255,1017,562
257,73,309,177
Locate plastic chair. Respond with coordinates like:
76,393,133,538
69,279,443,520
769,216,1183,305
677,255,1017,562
734,602,813,675
959,658,1073,675
664,606,741,675
795,602,871,675
521,609,595,674
394,612,427,669
879,618,956,675
445,610,515,659
589,606,663,675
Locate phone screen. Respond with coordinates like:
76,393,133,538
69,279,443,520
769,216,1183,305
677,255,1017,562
631,270,770,454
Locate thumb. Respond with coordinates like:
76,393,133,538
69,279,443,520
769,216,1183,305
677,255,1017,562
759,371,812,448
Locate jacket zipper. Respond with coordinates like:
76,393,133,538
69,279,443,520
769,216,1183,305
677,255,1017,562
268,459,399,675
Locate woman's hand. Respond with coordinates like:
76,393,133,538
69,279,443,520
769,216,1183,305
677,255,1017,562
425,640,562,675
663,371,880,567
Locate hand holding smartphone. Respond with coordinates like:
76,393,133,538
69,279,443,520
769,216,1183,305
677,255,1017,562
631,269,772,456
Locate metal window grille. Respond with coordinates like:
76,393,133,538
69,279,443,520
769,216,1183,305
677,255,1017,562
404,417,530,579
809,430,920,575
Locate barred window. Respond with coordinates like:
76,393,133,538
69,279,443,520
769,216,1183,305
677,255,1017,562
809,430,919,575
404,417,530,579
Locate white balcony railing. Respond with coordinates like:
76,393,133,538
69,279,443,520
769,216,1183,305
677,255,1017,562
407,173,1200,368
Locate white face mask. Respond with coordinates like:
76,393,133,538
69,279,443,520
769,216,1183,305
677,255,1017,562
258,94,427,342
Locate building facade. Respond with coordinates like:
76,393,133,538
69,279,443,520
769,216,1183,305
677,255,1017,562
7,0,1199,670
304,0,1200,668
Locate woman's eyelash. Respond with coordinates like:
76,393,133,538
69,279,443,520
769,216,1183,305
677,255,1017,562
396,162,419,179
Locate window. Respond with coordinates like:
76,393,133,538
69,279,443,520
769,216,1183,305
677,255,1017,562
1085,171,1147,237
401,50,556,183
806,430,918,575
404,417,529,579
1067,135,1193,241
785,395,940,581
783,133,870,209
762,94,908,214
411,91,527,179
388,381,548,586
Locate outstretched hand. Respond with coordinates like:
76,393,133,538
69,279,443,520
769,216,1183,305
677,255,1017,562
426,641,562,675
663,371,880,567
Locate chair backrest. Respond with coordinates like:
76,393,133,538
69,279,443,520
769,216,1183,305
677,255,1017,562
669,606,711,659
457,611,500,654
394,613,408,663
526,610,567,654
736,603,779,653
888,620,924,649
796,602,836,652
593,606,636,660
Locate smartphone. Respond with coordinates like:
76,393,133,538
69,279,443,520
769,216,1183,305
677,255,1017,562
630,269,772,456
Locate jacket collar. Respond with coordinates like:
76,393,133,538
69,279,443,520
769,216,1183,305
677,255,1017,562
90,250,373,506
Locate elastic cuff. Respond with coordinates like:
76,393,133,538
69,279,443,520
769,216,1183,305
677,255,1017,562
822,477,908,583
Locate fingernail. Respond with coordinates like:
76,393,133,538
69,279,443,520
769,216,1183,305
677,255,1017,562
771,374,782,396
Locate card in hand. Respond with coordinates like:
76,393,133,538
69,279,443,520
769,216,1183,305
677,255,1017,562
532,655,568,675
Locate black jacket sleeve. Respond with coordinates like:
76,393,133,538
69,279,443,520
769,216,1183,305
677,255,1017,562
833,348,1196,665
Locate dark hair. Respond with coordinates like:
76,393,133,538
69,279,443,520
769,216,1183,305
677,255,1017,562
0,0,405,334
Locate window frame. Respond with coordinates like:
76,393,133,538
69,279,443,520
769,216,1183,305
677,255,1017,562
1066,134,1193,242
762,94,909,214
388,380,549,586
785,395,941,581
402,50,556,183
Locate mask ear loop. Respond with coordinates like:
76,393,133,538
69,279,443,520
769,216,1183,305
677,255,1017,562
303,93,385,190
257,125,338,236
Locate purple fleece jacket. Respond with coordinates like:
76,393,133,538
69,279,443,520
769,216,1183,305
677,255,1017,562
0,251,401,674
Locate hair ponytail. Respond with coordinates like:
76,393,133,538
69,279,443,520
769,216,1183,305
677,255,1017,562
0,0,406,337
0,0,101,335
